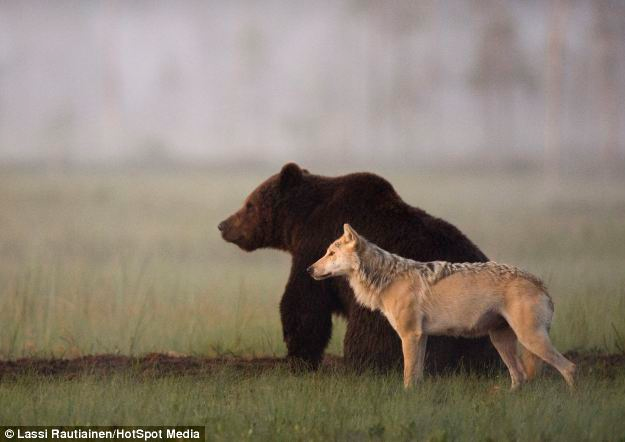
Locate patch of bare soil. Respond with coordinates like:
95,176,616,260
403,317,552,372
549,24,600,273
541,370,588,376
0,352,622,379
0,354,343,379
564,351,625,378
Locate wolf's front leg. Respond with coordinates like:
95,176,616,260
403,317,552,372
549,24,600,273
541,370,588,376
401,334,428,389
414,334,428,382
401,336,416,388
399,335,418,388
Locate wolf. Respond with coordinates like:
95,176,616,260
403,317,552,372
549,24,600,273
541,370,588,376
308,224,576,390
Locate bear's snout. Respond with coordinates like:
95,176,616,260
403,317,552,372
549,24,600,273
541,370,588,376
306,265,314,275
218,221,227,232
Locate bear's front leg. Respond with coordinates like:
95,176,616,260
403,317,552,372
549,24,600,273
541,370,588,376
280,264,334,370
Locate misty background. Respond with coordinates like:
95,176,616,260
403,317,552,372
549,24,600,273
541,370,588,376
0,0,624,171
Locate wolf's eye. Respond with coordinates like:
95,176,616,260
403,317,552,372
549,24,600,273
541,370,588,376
328,251,335,257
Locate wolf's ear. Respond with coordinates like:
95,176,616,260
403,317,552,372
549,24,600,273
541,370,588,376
279,163,303,190
343,223,360,243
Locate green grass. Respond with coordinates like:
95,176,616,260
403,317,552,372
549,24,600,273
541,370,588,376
2,369,625,441
1,168,625,439
1,169,624,357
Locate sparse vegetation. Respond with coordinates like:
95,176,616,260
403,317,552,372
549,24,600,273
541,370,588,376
1,169,624,440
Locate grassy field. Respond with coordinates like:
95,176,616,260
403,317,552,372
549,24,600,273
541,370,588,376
1,167,625,440
2,369,625,441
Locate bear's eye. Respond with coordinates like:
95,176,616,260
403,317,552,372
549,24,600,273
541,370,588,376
246,202,253,210
328,251,335,257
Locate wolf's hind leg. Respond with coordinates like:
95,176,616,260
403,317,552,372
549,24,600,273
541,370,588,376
489,326,527,390
505,293,575,388
513,327,576,388
519,344,543,380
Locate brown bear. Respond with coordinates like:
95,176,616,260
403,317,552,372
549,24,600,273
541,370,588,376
218,163,500,372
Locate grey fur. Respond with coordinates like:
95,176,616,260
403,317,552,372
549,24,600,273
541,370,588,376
354,237,546,296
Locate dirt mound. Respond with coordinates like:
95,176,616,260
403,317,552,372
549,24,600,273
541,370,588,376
0,352,622,379
564,351,625,378
0,353,343,379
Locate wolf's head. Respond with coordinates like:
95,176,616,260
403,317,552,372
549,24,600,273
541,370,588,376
307,224,361,280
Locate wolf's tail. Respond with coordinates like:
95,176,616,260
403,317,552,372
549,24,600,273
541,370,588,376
520,345,543,380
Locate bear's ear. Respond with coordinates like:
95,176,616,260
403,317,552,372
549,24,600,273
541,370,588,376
279,162,303,190
343,223,360,243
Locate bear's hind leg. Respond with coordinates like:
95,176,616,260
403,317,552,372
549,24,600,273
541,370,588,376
344,306,403,372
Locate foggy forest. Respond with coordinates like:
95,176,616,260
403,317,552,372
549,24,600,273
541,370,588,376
0,0,623,171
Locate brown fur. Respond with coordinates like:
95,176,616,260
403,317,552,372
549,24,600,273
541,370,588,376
219,163,500,372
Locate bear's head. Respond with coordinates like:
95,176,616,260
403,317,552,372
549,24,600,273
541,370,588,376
218,162,307,251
